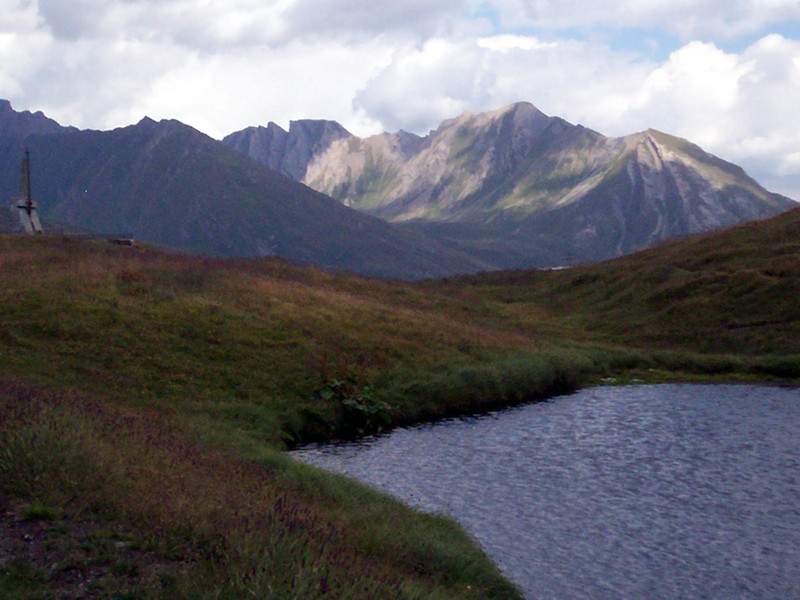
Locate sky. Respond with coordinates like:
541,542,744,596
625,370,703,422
2,0,800,199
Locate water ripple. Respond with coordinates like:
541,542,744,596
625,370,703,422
291,384,800,599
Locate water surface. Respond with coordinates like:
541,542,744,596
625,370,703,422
292,384,800,599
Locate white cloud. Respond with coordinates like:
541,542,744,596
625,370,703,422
355,35,650,134
354,38,497,133
487,0,800,38
0,0,42,31
0,1,799,199
619,36,800,197
477,34,553,52
27,0,472,49
623,42,750,145
137,38,394,138
780,152,800,175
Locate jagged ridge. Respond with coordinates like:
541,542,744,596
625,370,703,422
227,102,796,267
0,101,491,279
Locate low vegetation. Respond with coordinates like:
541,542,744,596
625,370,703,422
1,207,798,598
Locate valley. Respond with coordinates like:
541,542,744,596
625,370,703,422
1,98,799,598
1,205,799,597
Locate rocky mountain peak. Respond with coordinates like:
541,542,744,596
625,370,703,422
226,102,796,269
287,119,351,143
134,116,159,130
223,118,351,180
488,101,547,124
0,99,74,139
440,102,548,132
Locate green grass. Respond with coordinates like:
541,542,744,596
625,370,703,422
438,207,800,358
0,381,519,599
19,504,57,522
0,207,798,597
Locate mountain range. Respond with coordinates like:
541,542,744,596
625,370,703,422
224,102,795,268
0,100,489,279
1,99,795,278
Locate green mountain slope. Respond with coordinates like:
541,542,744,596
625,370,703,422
441,205,800,358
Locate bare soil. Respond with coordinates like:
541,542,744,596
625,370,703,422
0,491,190,599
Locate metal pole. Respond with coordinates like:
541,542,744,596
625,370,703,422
25,148,32,214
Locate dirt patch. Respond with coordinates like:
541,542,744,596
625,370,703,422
0,491,191,599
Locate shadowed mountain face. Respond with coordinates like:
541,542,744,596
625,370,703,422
223,120,352,181
227,102,796,267
0,100,77,139
0,102,490,279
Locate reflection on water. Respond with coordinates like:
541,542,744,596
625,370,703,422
291,384,800,599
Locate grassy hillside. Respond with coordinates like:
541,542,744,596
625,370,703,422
1,208,798,598
443,206,800,361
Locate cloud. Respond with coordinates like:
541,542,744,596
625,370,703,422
355,34,651,134
622,35,800,197
354,38,498,133
0,1,799,199
283,0,467,41
28,0,473,50
0,26,189,132
29,0,293,49
486,0,800,38
37,0,107,40
0,0,398,135
477,34,554,52
0,3,52,97
624,41,748,142
137,38,393,137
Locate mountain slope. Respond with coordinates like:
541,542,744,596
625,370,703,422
0,103,491,279
446,204,800,357
228,102,796,268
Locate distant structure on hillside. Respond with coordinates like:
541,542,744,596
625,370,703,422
10,149,44,234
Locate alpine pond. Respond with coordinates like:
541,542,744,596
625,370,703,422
292,384,800,600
